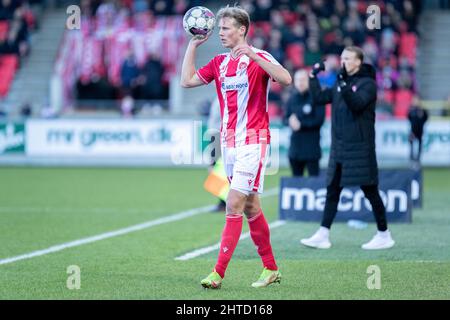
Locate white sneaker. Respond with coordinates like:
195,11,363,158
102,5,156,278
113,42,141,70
361,230,395,250
300,227,331,249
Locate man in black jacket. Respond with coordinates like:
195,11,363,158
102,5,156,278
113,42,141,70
300,46,395,250
284,69,325,177
407,97,428,165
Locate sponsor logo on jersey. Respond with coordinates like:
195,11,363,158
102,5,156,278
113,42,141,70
222,82,249,91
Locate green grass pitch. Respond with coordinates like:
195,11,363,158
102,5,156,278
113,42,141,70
0,167,448,299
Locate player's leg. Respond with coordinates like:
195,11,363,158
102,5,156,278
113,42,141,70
201,188,246,289
233,143,280,287
201,147,247,289
214,188,247,276
360,185,395,250
300,163,343,249
244,194,281,288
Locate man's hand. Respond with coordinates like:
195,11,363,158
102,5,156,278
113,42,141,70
338,63,348,87
289,114,301,131
311,61,326,77
190,34,210,48
232,44,258,60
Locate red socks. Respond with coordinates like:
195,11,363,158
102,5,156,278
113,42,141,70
214,210,277,279
248,210,277,271
214,214,243,278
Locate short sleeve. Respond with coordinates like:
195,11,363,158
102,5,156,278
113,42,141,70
256,51,281,81
257,51,281,66
196,58,216,84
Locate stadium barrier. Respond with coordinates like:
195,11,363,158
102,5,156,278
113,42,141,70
25,119,199,163
0,118,448,167
0,122,25,155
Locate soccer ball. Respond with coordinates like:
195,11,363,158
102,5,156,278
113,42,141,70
183,6,215,37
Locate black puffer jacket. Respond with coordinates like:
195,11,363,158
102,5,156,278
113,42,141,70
283,91,325,161
309,63,379,186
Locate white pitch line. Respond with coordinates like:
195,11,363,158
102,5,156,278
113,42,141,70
0,206,166,214
175,220,286,261
0,204,216,266
0,187,278,266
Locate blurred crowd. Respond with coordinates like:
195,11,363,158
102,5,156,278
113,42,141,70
0,0,43,57
240,0,422,119
64,0,203,116
84,0,202,16
14,0,440,120
0,0,43,98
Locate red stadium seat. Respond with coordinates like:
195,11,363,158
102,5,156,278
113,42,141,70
268,102,282,119
256,21,272,35
0,77,11,97
286,43,304,69
0,54,19,97
270,81,283,94
0,21,9,41
280,10,297,26
383,89,395,104
2,54,19,70
247,25,255,38
248,22,272,40
399,32,417,66
394,89,413,118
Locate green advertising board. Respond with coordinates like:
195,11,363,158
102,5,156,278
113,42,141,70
0,122,25,154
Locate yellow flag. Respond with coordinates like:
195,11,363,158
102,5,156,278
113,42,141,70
203,158,229,201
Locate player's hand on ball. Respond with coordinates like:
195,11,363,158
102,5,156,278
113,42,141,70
233,44,257,60
190,34,209,47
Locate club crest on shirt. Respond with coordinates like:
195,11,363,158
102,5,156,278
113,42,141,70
238,61,248,70
352,85,357,92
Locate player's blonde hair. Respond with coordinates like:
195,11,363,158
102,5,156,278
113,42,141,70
216,5,251,37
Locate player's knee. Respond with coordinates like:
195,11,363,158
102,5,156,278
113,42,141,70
226,202,243,214
227,189,248,214
244,202,260,216
226,192,246,214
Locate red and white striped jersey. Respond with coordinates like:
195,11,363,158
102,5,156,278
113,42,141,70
196,47,280,147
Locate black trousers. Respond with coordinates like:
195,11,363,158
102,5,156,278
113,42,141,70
289,158,320,177
409,137,423,162
321,163,388,231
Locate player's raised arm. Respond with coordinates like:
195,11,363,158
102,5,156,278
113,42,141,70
254,56,292,86
232,44,292,87
180,36,209,88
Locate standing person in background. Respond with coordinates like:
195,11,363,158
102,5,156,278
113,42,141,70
284,69,325,177
301,46,395,250
407,96,428,166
